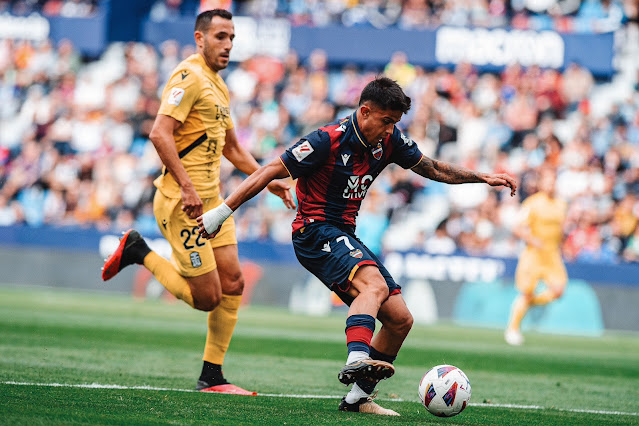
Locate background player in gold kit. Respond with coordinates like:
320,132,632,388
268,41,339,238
505,167,567,346
101,9,295,394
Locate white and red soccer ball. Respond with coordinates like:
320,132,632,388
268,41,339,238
418,364,472,417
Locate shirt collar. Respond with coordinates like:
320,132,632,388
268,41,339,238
194,53,219,80
351,112,370,148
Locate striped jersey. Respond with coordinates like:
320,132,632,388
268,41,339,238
280,113,423,234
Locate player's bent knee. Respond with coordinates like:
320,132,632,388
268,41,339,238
390,310,413,336
192,293,221,311
189,285,222,311
352,278,389,302
396,311,413,336
223,274,245,296
352,266,389,302
368,281,390,303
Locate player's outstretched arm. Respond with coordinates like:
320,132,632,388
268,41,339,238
223,128,295,209
197,158,290,239
411,156,517,196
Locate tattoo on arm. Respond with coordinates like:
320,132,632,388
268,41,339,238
412,156,485,184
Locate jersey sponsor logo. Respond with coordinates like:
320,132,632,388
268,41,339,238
371,142,383,160
322,241,331,252
341,153,351,165
215,104,230,122
190,252,202,268
349,249,363,258
343,175,373,199
168,88,185,106
292,140,314,162
400,132,413,146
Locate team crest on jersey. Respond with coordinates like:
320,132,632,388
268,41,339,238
349,249,363,258
292,140,314,162
190,252,202,268
400,132,413,146
371,143,383,160
168,88,185,106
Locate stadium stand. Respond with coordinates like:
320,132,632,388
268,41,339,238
145,0,632,33
0,0,638,267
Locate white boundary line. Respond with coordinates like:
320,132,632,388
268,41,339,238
3,381,638,417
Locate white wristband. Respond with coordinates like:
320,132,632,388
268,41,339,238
202,202,233,234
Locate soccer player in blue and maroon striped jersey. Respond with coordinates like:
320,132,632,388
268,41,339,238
197,76,517,416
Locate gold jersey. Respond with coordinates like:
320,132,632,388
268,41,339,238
520,192,567,253
154,53,234,200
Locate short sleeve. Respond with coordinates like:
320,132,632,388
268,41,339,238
390,128,423,169
225,113,234,130
222,84,234,130
280,130,331,179
158,68,200,124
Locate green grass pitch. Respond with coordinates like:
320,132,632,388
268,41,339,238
1,285,638,425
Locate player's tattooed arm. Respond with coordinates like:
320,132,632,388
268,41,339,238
411,156,517,196
412,156,484,184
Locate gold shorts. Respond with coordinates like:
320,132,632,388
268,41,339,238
153,190,237,278
515,249,567,295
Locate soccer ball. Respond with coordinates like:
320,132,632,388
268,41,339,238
418,364,471,417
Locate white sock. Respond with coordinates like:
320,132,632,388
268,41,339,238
345,383,371,404
346,351,369,365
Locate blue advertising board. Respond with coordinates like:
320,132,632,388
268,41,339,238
288,26,615,77
0,12,107,56
0,225,637,331
141,21,615,76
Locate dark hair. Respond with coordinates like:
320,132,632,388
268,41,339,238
195,9,233,32
359,76,411,114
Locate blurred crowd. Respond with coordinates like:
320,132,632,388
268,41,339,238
2,0,635,34
1,29,639,264
0,0,99,17
146,0,638,33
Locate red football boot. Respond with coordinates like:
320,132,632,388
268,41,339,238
102,229,150,281
198,383,257,396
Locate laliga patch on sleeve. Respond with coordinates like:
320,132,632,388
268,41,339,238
292,140,314,162
168,88,185,106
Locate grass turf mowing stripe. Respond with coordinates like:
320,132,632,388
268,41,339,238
4,381,638,418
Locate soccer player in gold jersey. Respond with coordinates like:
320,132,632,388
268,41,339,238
101,9,294,394
505,167,567,346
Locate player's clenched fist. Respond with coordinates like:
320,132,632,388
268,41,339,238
197,203,233,239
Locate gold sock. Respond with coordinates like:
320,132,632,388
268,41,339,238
203,294,242,365
507,295,530,331
531,289,556,306
143,252,194,308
